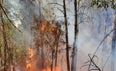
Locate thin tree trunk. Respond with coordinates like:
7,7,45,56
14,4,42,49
1,13,8,71
51,48,54,71
41,33,45,68
0,45,1,68
71,0,78,71
102,26,106,70
0,0,3,69
63,0,70,71
55,33,60,67
111,13,116,71
0,0,2,69
39,0,42,19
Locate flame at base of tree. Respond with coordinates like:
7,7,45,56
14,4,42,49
26,46,60,71
24,19,63,71
42,67,60,71
26,47,34,71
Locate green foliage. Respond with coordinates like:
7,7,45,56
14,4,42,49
90,0,99,7
4,18,15,37
90,0,116,9
111,0,116,9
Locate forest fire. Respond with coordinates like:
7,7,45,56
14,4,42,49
28,48,34,58
42,67,60,71
1,0,116,71
36,20,61,35
26,47,60,71
24,19,62,71
26,47,34,71
41,23,46,32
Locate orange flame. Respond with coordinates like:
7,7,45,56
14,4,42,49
28,48,34,58
26,47,34,71
26,47,61,71
38,20,61,35
26,61,32,70
42,67,60,71
41,23,46,32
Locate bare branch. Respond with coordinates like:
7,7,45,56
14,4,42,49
48,3,63,7
0,3,21,32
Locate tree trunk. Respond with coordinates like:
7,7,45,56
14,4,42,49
71,0,78,71
55,33,60,67
102,26,106,70
111,13,116,71
1,13,8,71
63,0,70,71
51,48,54,71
